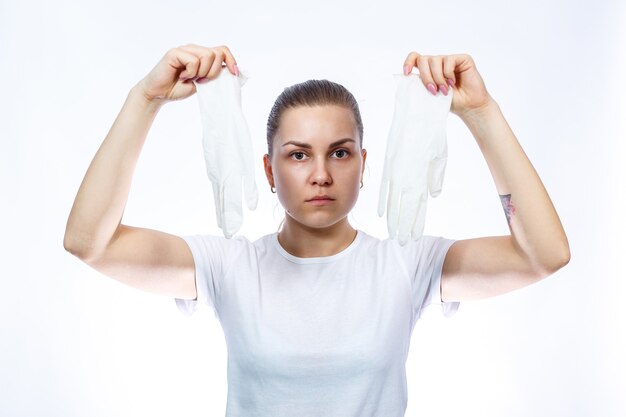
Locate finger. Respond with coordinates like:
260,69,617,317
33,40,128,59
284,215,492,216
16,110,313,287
415,55,437,96
428,56,449,96
378,178,389,217
449,53,475,74
397,189,420,246
173,48,202,81
206,48,228,80
179,44,239,77
411,192,428,241
403,51,421,75
165,48,199,80
205,45,239,79
243,174,258,211
215,45,239,76
179,44,216,80
387,182,401,238
222,174,243,238
442,55,456,89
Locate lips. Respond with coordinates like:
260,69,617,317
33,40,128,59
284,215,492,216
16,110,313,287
307,195,335,201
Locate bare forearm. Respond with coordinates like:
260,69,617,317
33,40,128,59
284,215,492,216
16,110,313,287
63,85,163,259
460,99,570,272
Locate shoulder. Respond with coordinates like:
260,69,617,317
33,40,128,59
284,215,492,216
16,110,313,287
358,230,454,256
181,233,260,259
352,231,454,268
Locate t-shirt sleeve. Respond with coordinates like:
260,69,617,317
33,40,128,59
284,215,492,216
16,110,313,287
174,234,247,318
402,235,459,324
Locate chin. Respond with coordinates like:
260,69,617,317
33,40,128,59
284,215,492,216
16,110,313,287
286,210,351,230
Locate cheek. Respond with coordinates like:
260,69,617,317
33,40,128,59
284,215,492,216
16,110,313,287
336,162,362,183
274,161,309,182
273,164,303,197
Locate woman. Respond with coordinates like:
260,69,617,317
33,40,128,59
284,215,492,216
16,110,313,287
63,44,570,416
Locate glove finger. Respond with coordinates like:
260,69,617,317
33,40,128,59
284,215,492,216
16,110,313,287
378,178,389,217
237,67,249,87
243,174,258,211
387,182,402,239
397,189,420,246
411,191,428,241
212,180,223,229
427,156,447,198
431,130,448,161
222,174,243,238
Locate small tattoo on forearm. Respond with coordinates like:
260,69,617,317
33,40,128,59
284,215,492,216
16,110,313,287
499,194,516,226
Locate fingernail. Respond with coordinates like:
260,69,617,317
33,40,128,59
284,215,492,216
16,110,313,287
427,83,437,95
447,78,455,87
439,84,448,96
234,64,240,76
403,65,410,75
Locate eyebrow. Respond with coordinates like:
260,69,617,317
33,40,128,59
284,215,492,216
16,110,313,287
281,138,356,149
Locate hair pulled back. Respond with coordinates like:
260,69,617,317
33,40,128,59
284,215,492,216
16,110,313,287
266,79,364,159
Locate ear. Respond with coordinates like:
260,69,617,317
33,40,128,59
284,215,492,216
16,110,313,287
360,148,367,179
263,154,275,187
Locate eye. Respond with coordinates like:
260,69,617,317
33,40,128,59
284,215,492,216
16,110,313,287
332,149,350,159
289,151,307,161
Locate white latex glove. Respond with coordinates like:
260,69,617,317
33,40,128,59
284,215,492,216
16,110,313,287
194,67,258,238
378,74,453,246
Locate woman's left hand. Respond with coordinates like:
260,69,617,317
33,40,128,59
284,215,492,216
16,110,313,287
403,52,494,119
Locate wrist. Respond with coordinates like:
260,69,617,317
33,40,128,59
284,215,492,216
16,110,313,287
130,82,165,114
458,97,500,127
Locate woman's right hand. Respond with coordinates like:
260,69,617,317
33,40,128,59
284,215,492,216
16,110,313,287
136,44,239,105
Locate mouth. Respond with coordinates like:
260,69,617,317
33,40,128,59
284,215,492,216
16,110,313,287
306,195,335,205
306,196,335,202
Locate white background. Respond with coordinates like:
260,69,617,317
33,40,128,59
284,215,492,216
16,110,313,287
1,0,624,416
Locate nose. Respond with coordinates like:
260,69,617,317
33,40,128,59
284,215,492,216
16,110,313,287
310,157,332,186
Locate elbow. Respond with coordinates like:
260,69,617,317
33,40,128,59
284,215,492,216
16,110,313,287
63,233,98,261
64,225,118,262
63,233,77,254
554,241,571,270
561,246,571,267
63,233,85,258
537,244,571,277
549,252,570,274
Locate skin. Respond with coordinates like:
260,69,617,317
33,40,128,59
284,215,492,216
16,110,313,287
63,44,240,300
400,52,570,301
263,105,367,258
64,44,570,304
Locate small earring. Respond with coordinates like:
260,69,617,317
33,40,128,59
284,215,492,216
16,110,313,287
360,180,363,189
271,186,276,193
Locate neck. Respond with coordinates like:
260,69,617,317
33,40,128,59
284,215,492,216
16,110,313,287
277,216,357,258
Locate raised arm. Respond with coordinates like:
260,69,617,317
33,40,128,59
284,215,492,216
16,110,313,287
63,44,239,299
402,52,570,302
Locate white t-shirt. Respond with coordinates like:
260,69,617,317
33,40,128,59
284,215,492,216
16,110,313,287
175,229,459,417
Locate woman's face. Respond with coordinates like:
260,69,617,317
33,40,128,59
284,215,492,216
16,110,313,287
263,105,367,230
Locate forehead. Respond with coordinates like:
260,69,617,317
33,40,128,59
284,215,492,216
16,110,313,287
276,105,358,145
